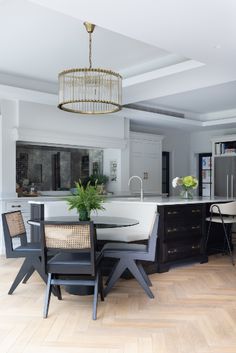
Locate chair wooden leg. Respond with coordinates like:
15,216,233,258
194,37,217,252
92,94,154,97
136,262,152,286
8,258,32,294
93,272,99,320
105,260,119,285
128,260,154,299
22,266,35,284
32,257,47,284
43,273,52,318
104,260,126,297
99,269,104,302
56,285,62,300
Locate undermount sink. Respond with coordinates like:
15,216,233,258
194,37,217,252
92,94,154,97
111,197,142,202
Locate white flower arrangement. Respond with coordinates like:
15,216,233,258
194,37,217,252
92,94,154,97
172,176,198,198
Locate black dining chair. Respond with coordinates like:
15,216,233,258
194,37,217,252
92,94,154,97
102,213,159,298
1,211,48,294
40,220,104,320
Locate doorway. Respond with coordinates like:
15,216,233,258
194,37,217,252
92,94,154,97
162,151,170,195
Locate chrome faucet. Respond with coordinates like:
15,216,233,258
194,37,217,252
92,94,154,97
128,175,144,201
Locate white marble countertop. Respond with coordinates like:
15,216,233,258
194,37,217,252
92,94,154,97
108,196,234,205
27,196,234,206
0,196,67,202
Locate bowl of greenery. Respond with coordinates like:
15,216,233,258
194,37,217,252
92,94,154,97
82,174,109,195
66,181,105,221
87,174,109,186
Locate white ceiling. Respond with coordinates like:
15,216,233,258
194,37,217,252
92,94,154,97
139,80,236,115
0,0,170,81
0,0,236,130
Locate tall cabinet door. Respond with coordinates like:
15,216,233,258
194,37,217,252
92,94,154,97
130,133,162,194
214,157,232,197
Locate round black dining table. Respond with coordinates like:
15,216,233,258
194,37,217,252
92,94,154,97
28,216,139,229
28,216,139,295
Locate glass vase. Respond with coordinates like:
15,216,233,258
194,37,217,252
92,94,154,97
180,189,193,199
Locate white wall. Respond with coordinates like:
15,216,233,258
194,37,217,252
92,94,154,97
18,101,125,140
162,129,190,182
17,101,129,150
0,99,18,198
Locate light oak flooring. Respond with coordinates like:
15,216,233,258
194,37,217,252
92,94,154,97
1,255,236,353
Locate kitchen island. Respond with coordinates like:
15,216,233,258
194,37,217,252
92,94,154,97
110,196,233,272
29,196,233,273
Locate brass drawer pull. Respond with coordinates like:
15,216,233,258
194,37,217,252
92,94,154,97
168,248,178,254
167,211,178,215
191,209,200,213
191,245,200,249
167,228,178,233
191,225,200,230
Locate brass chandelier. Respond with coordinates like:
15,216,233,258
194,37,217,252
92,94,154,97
58,22,122,114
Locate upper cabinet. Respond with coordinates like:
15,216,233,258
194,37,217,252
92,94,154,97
213,137,236,157
129,132,164,194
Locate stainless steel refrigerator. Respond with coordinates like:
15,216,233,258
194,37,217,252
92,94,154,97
214,156,236,197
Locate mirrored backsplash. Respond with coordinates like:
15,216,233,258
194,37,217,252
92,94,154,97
16,142,103,194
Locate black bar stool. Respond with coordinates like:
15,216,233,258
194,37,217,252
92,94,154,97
205,202,236,265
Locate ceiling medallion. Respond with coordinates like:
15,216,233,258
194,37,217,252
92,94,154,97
58,22,122,114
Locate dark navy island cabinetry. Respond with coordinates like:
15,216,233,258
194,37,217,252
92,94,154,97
156,201,228,273
156,203,207,273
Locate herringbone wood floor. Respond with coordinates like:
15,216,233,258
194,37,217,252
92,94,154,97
1,255,236,353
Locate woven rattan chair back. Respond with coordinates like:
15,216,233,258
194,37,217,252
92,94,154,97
44,224,91,250
2,211,27,257
5,211,26,237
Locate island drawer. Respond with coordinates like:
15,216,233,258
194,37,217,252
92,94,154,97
164,223,202,241
163,239,202,262
163,205,203,225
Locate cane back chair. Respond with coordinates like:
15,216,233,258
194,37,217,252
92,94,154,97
2,211,47,294
41,220,104,320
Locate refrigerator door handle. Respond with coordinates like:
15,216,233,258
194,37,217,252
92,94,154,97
227,174,229,198
231,174,234,198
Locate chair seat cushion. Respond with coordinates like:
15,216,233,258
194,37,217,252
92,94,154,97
48,252,90,265
102,242,147,253
206,216,236,224
15,242,41,253
47,252,101,274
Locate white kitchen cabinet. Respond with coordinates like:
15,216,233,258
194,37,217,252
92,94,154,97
130,132,163,193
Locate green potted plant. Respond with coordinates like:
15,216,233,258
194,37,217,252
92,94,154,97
66,181,105,221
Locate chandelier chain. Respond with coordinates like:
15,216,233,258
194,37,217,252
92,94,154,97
89,32,92,69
